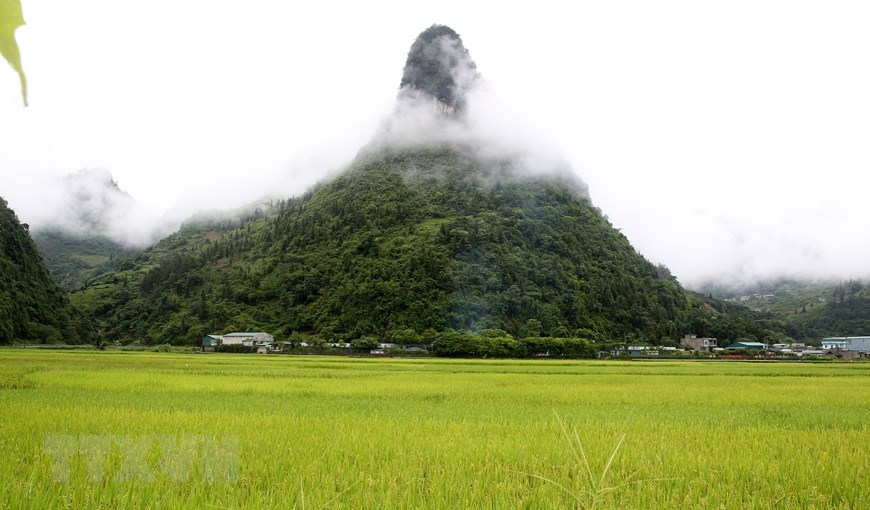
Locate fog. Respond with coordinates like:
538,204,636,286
25,168,174,246
1,1,869,288
366,27,584,195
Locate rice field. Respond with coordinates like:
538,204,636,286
1,349,869,509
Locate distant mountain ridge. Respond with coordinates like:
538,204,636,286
701,278,870,341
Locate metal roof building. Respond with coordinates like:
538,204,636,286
821,336,870,352
726,341,766,351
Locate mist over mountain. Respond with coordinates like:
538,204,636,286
25,169,172,248
399,25,478,113
23,169,175,291
369,25,586,196
69,25,784,347
5,5,869,293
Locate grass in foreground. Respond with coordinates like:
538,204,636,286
1,350,869,508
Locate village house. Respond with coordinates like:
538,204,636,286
821,338,849,350
201,334,222,351
680,334,717,351
201,332,275,351
822,336,870,352
221,332,274,347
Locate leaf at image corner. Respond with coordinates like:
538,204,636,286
0,0,27,106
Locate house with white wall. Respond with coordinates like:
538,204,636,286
221,332,274,346
680,334,717,351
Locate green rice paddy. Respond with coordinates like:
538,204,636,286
1,350,869,508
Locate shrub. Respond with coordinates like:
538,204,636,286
351,336,380,349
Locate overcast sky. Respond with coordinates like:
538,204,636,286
1,1,869,288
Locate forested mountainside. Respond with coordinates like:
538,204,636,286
70,149,663,342
71,147,784,346
701,278,870,342
32,229,131,291
0,197,84,343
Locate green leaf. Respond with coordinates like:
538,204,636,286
0,0,27,106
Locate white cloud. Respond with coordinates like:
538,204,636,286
1,1,868,286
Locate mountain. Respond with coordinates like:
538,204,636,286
30,169,156,291
73,149,690,344
0,196,83,343
71,25,781,347
701,278,870,342
399,24,478,113
31,169,141,239
32,230,131,292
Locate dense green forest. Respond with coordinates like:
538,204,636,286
0,197,87,343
